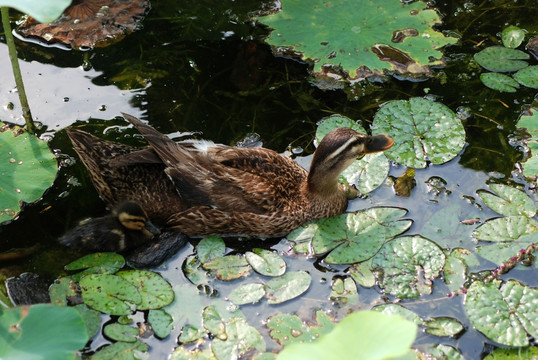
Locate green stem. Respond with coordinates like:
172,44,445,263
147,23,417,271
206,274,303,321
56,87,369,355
1,7,35,134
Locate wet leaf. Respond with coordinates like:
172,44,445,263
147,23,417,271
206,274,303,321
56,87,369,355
517,107,538,179
315,115,365,144
501,26,526,49
117,270,174,310
103,323,139,343
170,346,215,360
444,248,479,293
178,325,205,344
79,274,141,315
372,98,465,168
474,46,529,72
91,340,148,360
424,317,464,337
312,207,411,264
464,280,538,346
372,304,424,325
473,216,538,241
428,344,465,360
372,236,445,299
394,168,416,197
202,306,226,340
514,65,538,89
483,346,538,359
197,236,226,263
228,283,265,305
264,271,311,304
74,304,101,339
49,277,77,306
0,0,70,23
478,184,536,217
348,260,376,288
480,73,520,92
148,309,174,338
342,153,391,194
277,311,417,360
0,122,58,223
65,253,125,281
184,255,211,286
476,233,537,266
245,249,286,277
203,255,251,280
212,317,265,359
267,311,334,346
329,277,358,304
257,0,457,80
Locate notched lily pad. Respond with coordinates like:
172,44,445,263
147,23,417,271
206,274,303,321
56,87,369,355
372,98,465,168
79,274,141,315
514,65,538,89
474,46,529,72
116,270,174,310
266,311,334,346
196,236,226,264
245,249,286,277
264,271,311,304
464,279,538,346
480,72,520,92
477,184,536,217
228,283,266,305
424,317,464,337
203,255,251,280
148,309,174,339
103,323,139,343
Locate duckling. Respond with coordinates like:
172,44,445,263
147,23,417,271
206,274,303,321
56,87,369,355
59,201,160,253
66,114,394,237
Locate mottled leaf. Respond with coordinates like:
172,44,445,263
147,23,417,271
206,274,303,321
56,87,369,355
103,323,139,343
478,184,536,217
245,249,286,277
117,270,174,310
211,317,265,359
91,340,148,360
474,46,529,72
473,216,538,241
424,317,464,337
148,309,174,339
329,277,358,304
228,283,265,306
444,248,479,293
197,236,226,263
514,65,538,89
79,274,141,315
203,255,251,280
501,26,526,48
264,271,311,304
480,72,520,92
267,311,334,346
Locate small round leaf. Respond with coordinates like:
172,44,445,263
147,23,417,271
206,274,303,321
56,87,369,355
480,72,520,92
514,65,538,89
264,271,311,304
501,26,526,48
228,283,265,305
474,46,529,72
245,249,286,277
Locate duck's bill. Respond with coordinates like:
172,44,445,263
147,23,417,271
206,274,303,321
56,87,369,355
364,134,394,153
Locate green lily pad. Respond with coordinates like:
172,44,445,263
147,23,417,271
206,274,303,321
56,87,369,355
228,283,265,305
211,317,265,359
424,317,464,337
514,65,538,88
428,345,465,360
501,26,526,48
474,46,529,72
517,107,538,179
65,252,125,281
178,324,205,344
277,311,417,360
203,255,251,280
267,311,334,346
202,305,226,340
476,233,537,266
197,236,226,263
0,304,88,360
348,259,376,288
0,0,70,23
49,277,78,306
103,323,139,343
311,207,411,264
257,0,457,80
264,271,311,304
371,97,465,168
372,236,445,299
117,270,174,310
184,255,211,286
372,304,424,325
478,184,537,217
329,277,358,304
74,304,101,339
315,115,365,144
444,248,479,293
245,249,286,277
0,122,58,223
473,216,538,241
148,309,174,339
91,340,148,360
464,280,538,346
480,72,520,92
79,274,141,315
484,346,538,359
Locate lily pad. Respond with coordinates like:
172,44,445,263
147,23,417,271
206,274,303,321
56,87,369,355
348,260,376,288
267,311,334,346
91,340,148,360
474,46,529,72
0,122,58,223
372,236,445,299
228,283,266,306
257,0,457,80
79,274,141,315
473,216,538,242
315,115,365,144
514,65,538,88
464,280,538,346
480,73,520,92
428,345,465,360
372,304,423,325
245,249,286,277
501,26,526,48
264,271,311,304
517,107,538,179
183,255,211,286
147,309,174,339
202,305,226,340
477,184,536,217
197,236,226,263
74,304,101,339
329,277,358,304
65,253,125,281
444,248,479,293
484,346,538,359
371,98,465,168
203,255,251,280
117,270,174,310
423,317,464,337
0,0,70,23
103,323,139,343
476,233,537,266
211,317,265,359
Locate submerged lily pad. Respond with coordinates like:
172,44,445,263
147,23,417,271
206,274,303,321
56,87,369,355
0,123,58,223
464,280,538,346
474,46,529,72
264,271,311,304
477,184,536,217
501,26,526,48
257,0,457,80
480,73,520,92
211,317,266,358
514,65,538,89
372,98,465,168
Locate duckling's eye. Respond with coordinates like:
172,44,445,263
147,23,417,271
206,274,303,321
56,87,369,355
119,213,146,230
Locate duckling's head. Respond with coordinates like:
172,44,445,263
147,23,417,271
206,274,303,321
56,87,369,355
115,201,161,239
308,128,394,194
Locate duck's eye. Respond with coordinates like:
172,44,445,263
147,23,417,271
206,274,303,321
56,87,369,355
119,213,146,230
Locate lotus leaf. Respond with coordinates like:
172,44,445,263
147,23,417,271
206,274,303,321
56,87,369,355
267,311,334,346
245,248,286,277
501,26,526,48
257,0,457,80
474,46,529,72
103,323,139,343
0,122,58,223
264,271,311,304
0,0,70,23
148,309,174,338
372,235,445,299
229,283,266,305
117,270,174,310
464,280,538,346
514,65,538,88
276,311,417,360
211,317,265,358
478,184,536,218
91,340,148,360
371,97,465,168
480,72,520,92
79,274,141,315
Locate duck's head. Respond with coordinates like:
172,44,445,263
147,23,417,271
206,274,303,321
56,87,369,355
115,201,161,239
308,128,394,194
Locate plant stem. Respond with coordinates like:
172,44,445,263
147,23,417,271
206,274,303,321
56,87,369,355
1,7,35,133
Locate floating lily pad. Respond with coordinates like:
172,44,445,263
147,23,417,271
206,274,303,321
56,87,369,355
183,255,211,286
315,115,365,143
372,236,445,299
372,304,423,325
0,0,70,23
502,26,526,48
245,249,286,277
0,122,58,223
92,340,148,360
228,283,266,306
329,277,358,304
476,233,536,266
197,236,226,263
277,311,417,360
117,270,174,310
65,253,125,281
480,73,520,92
464,280,538,346
372,98,465,168
202,306,226,340
517,107,538,179
310,207,411,264
473,216,538,241
444,248,479,293
103,323,139,343
148,309,174,339
257,0,457,80
49,277,78,305
514,65,538,88
477,184,536,217
474,46,529,72
211,317,265,359
424,317,464,337
484,346,538,359
348,260,376,288
79,274,141,315
267,311,334,346
74,304,101,339
203,255,251,280
428,345,465,360
264,271,311,304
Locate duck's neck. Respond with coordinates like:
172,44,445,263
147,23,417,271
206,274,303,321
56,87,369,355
306,166,343,196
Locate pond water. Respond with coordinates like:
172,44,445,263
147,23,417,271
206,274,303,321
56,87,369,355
0,0,537,358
